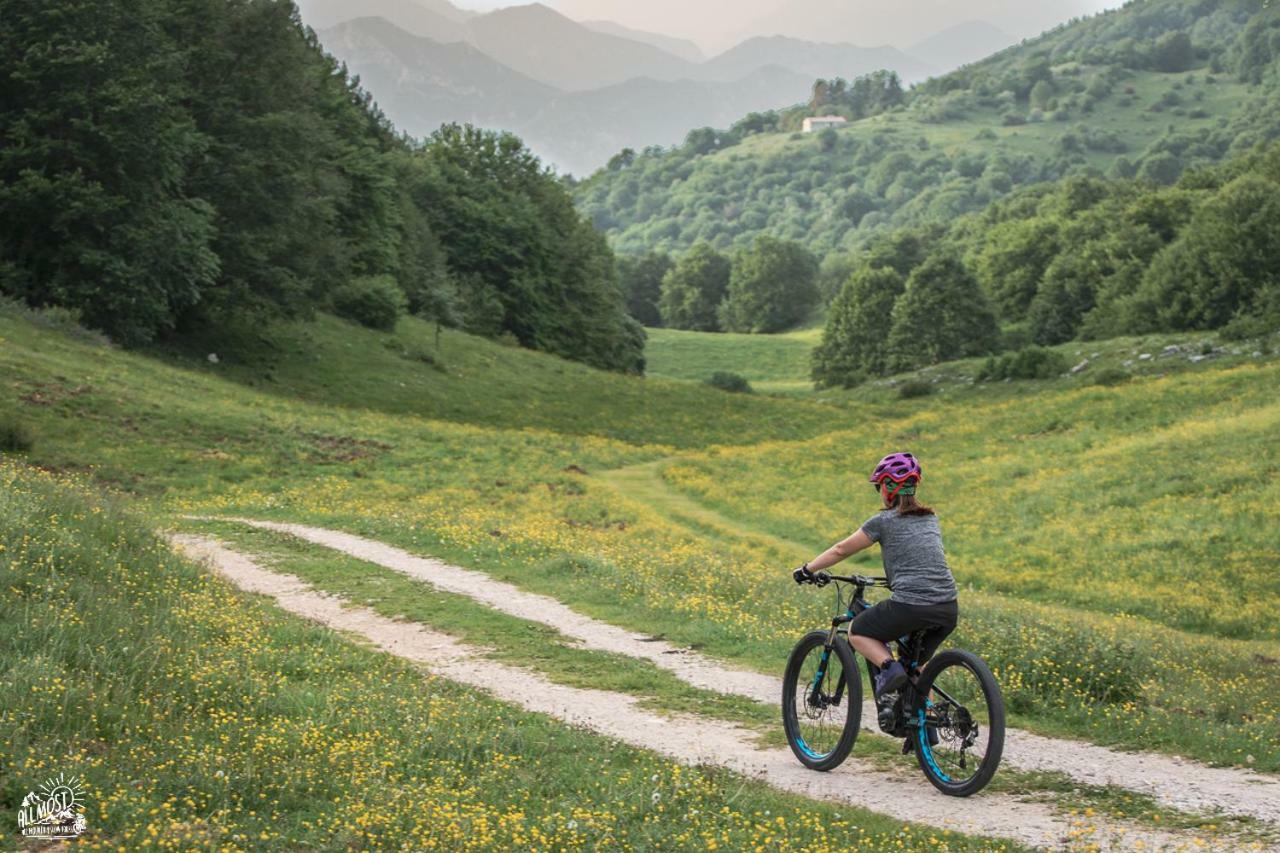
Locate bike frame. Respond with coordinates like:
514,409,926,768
807,575,963,730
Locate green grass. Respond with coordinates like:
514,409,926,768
1,301,1277,777
2,461,1016,850
644,326,821,393
147,311,842,448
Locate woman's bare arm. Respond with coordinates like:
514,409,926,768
804,528,874,573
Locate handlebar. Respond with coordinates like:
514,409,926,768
799,572,889,588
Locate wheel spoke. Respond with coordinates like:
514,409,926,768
921,663,993,785
791,644,850,759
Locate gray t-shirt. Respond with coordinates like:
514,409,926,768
860,510,958,605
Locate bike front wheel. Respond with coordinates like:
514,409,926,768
912,649,1005,796
782,630,861,771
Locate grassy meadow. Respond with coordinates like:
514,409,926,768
2,300,1280,783
644,325,822,393
4,462,1012,851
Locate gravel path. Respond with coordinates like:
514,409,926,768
174,534,1227,851
187,518,1280,831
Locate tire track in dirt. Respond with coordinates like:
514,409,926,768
186,517,1280,832
174,534,1223,852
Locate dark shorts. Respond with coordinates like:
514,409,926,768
849,599,958,664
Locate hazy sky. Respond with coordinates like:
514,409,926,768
452,0,1128,53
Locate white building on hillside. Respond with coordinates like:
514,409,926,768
803,116,848,133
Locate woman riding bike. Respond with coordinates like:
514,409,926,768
792,452,958,702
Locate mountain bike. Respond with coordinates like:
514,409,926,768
782,572,1004,796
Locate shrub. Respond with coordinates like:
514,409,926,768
705,372,752,394
1091,366,1130,386
0,416,34,453
897,380,934,399
977,346,1069,381
0,298,112,347
331,275,406,331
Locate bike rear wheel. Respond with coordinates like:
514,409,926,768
782,630,861,771
912,649,1004,796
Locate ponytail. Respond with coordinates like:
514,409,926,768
893,493,935,516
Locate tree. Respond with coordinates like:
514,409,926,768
1137,152,1183,186
886,255,1000,371
1030,79,1057,110
0,0,218,344
607,148,637,171
861,230,933,280
1136,173,1280,331
1027,255,1096,345
1233,14,1280,84
811,267,906,387
659,243,730,331
617,252,672,327
971,218,1061,319
416,124,642,373
1149,31,1194,73
169,0,367,331
684,127,719,156
719,237,818,333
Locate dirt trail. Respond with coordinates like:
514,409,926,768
188,517,1280,831
173,534,1222,851
596,460,814,556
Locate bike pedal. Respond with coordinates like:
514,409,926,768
901,737,914,755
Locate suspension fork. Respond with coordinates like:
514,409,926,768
812,598,862,705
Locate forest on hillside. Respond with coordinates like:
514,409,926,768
576,0,1280,259
0,0,643,373
811,140,1280,387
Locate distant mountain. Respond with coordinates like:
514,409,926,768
518,66,811,174
908,21,1016,72
465,3,696,91
581,20,704,63
322,18,553,129
576,0,1274,256
738,0,1110,50
320,17,811,175
305,5,953,174
297,0,468,41
703,36,936,85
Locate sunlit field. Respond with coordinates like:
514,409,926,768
644,325,821,393
4,462,1011,851
3,305,1277,778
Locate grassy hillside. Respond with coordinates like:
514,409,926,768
146,311,845,448
3,462,997,850
644,325,820,392
2,304,1277,775
576,0,1279,255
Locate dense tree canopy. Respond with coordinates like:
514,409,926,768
814,140,1280,384
719,237,818,333
0,0,219,344
886,255,999,372
618,252,673,327
811,266,905,388
577,1,1280,259
659,244,731,331
0,0,641,373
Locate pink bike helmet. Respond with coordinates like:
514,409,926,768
870,452,922,500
